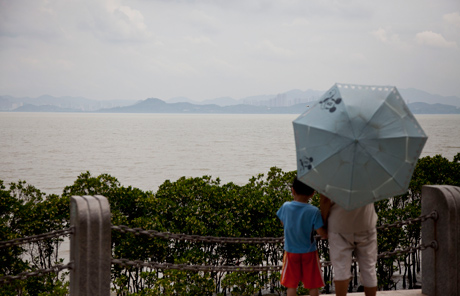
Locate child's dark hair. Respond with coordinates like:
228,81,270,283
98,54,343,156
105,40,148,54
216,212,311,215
292,177,315,196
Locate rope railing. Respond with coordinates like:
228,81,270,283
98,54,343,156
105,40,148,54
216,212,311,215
111,242,438,272
377,240,438,259
111,225,284,244
376,210,438,231
0,227,74,285
1,187,456,296
0,210,439,284
319,240,439,268
111,211,439,272
111,210,438,245
112,259,282,272
0,227,74,249
0,263,73,285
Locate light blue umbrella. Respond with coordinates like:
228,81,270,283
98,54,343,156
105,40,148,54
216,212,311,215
293,83,427,210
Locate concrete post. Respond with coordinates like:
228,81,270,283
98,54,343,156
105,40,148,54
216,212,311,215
70,195,111,296
421,185,460,296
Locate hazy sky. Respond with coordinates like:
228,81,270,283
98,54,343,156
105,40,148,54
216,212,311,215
1,0,459,101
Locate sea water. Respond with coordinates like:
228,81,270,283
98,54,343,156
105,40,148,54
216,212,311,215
1,113,459,195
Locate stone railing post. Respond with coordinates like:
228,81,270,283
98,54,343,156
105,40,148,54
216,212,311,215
70,195,111,296
422,185,460,296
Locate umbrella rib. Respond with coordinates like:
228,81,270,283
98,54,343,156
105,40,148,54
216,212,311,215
294,123,356,152
356,140,408,191
355,94,389,140
361,135,425,161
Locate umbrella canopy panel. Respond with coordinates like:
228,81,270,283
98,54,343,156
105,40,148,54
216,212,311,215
293,83,427,210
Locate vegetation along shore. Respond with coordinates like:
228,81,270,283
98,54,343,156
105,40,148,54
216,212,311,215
1,153,459,295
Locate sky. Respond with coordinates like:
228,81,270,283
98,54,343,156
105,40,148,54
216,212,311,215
1,0,459,102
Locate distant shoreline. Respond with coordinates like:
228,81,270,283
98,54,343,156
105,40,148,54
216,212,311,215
3,101,460,115
2,87,460,114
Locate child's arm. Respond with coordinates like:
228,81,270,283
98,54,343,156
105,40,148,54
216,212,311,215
316,226,328,240
319,194,332,227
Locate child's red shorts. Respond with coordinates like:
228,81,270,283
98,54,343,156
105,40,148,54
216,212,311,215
280,250,324,289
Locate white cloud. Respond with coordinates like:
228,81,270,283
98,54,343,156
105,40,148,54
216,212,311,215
415,31,457,48
370,28,410,53
443,12,460,27
114,5,147,31
61,0,150,43
372,28,388,43
108,8,149,41
372,28,402,44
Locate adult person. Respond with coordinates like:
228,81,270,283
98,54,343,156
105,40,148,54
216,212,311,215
277,177,328,296
320,195,378,296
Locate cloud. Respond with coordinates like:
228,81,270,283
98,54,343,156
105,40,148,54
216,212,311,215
443,12,460,27
0,1,61,39
114,5,147,32
71,0,151,43
372,28,389,43
372,28,402,44
415,31,457,48
1,0,460,100
371,28,404,48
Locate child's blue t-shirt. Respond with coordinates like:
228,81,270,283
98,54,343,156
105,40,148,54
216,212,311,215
276,201,324,254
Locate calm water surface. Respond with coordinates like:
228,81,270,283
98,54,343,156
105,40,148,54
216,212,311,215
1,113,459,195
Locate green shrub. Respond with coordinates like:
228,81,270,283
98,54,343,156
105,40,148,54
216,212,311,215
1,153,459,294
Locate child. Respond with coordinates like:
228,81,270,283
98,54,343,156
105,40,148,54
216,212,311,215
277,177,327,296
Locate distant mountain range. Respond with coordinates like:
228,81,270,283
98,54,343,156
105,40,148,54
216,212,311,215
94,98,313,114
1,88,460,114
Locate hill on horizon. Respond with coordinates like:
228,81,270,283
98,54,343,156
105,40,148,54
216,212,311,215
2,87,460,113
9,97,460,115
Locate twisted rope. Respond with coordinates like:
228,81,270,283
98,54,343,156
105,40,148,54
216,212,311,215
0,211,439,282
0,263,73,285
378,240,438,258
0,228,74,249
112,258,282,272
112,240,437,272
111,225,284,244
112,211,437,244
376,211,438,231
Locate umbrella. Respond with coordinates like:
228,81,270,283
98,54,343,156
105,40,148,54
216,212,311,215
293,83,427,210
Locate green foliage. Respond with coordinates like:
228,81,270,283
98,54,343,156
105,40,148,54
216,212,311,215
373,153,460,290
145,270,215,296
0,180,70,295
62,171,121,197
220,272,267,296
106,168,295,295
1,153,459,295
